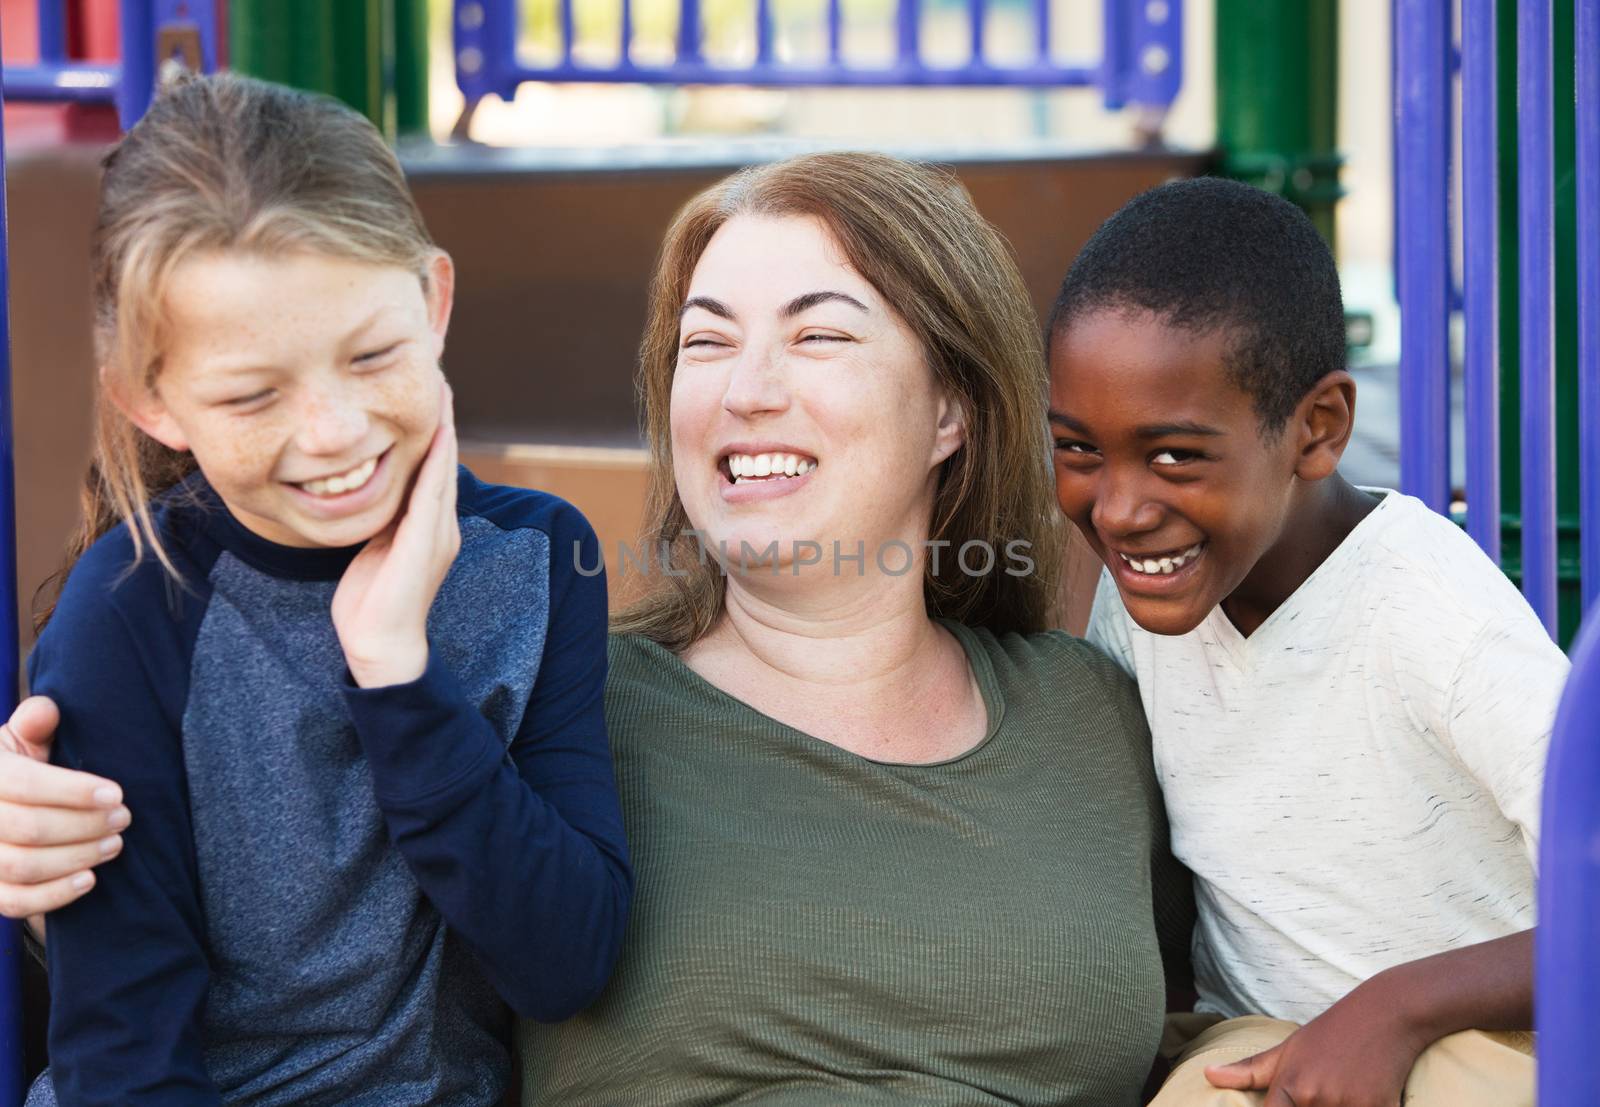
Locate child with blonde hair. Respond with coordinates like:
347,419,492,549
26,74,630,1104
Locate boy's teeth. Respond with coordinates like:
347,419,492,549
728,452,816,484
1119,543,1203,575
299,456,378,497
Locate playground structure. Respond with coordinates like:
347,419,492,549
0,0,1596,1103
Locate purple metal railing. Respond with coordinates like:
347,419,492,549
454,0,1182,112
0,26,24,1107
1538,600,1600,1103
1,0,221,130
1461,0,1497,561
1580,0,1599,612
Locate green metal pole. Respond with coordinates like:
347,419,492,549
1215,0,1342,247
393,0,430,138
229,0,390,137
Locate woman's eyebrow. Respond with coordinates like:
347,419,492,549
681,295,735,320
781,290,870,317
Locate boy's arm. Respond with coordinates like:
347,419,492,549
1208,611,1559,1105
30,605,219,1106
342,509,632,1022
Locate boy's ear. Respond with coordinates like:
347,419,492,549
1291,370,1356,482
931,391,967,466
104,367,189,454
423,252,456,357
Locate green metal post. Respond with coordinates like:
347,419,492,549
229,0,392,137
393,0,431,138
1498,0,1581,646
1215,0,1342,246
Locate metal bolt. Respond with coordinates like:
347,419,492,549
1140,44,1169,75
1145,0,1169,25
458,47,484,74
460,3,485,31
1293,167,1315,192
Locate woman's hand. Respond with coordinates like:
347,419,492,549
1204,984,1426,1107
0,696,129,923
332,380,460,688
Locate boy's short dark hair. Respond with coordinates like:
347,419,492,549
1046,177,1345,432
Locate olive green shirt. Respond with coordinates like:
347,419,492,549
519,622,1193,1105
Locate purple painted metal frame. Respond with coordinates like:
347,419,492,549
1579,0,1599,611
1462,0,1497,560
1518,0,1558,635
454,0,1181,111
0,23,23,1107
1,0,221,130
1394,0,1451,514
1538,601,1600,1102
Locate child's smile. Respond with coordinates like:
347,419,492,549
127,249,452,549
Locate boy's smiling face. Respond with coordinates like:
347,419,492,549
1048,307,1307,636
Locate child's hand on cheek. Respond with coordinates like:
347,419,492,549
1204,984,1427,1107
332,379,460,688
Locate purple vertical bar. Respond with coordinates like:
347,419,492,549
895,0,918,66
117,0,155,129
755,0,772,65
620,0,633,64
37,0,67,63
1518,0,1558,634
1394,0,1452,514
826,0,841,65
560,0,575,64
678,0,702,63
0,20,26,1107
968,0,984,65
1100,0,1126,109
1033,0,1048,64
1579,0,1599,609
1537,606,1600,1104
1462,0,1498,560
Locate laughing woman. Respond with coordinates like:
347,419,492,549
0,152,1190,1106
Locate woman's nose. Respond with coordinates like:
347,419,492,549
720,347,790,418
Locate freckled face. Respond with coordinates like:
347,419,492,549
140,250,448,548
670,215,962,571
1048,308,1300,635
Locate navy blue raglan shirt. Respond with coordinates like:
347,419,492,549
27,468,632,1106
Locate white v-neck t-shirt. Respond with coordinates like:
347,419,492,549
1087,488,1568,1022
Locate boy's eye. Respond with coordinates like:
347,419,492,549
1053,438,1099,457
354,342,402,366
1152,448,1202,466
221,389,275,410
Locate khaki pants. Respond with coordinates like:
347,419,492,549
1147,1012,1535,1107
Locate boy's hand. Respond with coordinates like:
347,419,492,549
1205,984,1425,1107
333,380,461,688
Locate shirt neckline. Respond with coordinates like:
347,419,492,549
179,473,366,582
621,617,1008,769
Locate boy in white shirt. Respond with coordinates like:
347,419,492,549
1046,178,1567,1107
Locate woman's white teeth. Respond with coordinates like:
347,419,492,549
729,452,816,483
1119,543,1203,575
299,456,378,497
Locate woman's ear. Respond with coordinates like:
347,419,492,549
1292,369,1357,482
104,366,189,453
424,251,456,357
931,391,967,466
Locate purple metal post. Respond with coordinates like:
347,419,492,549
116,0,154,129
1462,0,1498,560
1394,0,1452,514
677,0,702,64
826,0,841,66
895,0,918,68
1537,603,1600,1102
37,0,67,63
1518,0,1558,634
967,0,985,67
621,0,634,65
560,0,575,65
1033,0,1049,65
1578,0,1599,608
0,23,26,1107
754,0,772,66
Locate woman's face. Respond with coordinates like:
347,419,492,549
670,215,965,577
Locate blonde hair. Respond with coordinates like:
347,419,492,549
613,152,1064,650
39,74,438,629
